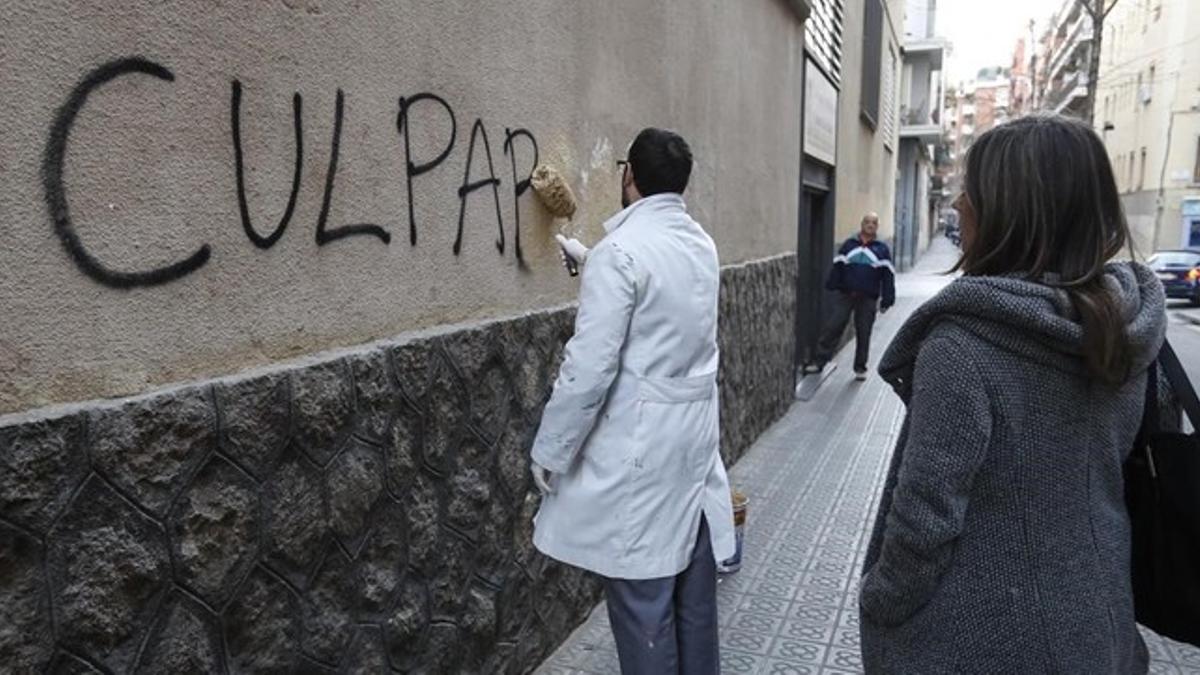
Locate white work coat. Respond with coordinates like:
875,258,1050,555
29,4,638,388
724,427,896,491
531,193,736,580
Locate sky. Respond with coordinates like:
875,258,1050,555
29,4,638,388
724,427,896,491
936,0,1063,85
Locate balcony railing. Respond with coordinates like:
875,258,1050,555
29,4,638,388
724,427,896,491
900,104,943,140
1045,70,1089,113
1046,13,1093,85
902,106,938,126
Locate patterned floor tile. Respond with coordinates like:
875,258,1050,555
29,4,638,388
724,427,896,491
536,667,590,675
738,593,793,618
809,559,853,576
728,610,786,636
762,659,820,675
724,629,774,655
824,646,864,671
755,579,799,598
780,619,836,644
718,571,759,594
1146,635,1179,664
721,649,765,674
1174,640,1200,668
793,586,842,608
801,573,848,592
808,546,855,562
789,602,839,624
830,626,861,651
769,638,829,664
835,609,861,630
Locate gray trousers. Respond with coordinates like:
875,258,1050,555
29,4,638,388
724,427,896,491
603,517,719,675
815,291,878,373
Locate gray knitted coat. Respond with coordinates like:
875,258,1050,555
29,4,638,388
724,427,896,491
860,263,1166,674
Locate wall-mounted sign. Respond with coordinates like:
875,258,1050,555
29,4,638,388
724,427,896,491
804,59,838,167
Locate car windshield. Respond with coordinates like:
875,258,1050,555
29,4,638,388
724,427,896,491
1148,252,1200,269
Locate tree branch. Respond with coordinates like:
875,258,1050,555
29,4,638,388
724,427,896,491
1078,0,1098,21
1101,0,1120,21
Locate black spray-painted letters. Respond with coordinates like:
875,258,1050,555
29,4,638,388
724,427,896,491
43,57,212,288
45,56,543,288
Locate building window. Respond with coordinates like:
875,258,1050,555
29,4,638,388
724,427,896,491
1147,64,1156,103
806,0,846,84
1136,72,1143,109
881,44,898,144
1129,151,1136,188
1154,2,1163,22
860,0,884,129
1194,137,1200,185
1139,147,1147,191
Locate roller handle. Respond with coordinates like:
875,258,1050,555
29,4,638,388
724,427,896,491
562,249,580,277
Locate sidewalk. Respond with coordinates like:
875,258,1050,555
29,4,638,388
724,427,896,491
537,240,1200,674
1172,303,1200,328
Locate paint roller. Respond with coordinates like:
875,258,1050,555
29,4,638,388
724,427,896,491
530,164,582,276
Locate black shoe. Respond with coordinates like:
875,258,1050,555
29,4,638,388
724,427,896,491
853,370,867,382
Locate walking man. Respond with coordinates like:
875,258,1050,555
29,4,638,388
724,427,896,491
811,213,896,381
530,128,736,675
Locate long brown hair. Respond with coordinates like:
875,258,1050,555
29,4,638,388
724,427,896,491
956,114,1134,385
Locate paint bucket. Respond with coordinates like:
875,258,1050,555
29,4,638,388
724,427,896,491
717,489,749,574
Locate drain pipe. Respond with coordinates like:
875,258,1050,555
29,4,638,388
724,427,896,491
1154,103,1200,252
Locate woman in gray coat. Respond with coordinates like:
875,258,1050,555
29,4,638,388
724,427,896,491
859,114,1165,674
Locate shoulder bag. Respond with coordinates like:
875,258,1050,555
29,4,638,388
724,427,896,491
1126,340,1200,647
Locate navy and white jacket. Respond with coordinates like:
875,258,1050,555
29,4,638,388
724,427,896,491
826,236,896,307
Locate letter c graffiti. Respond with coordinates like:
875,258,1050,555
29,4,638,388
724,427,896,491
42,56,211,288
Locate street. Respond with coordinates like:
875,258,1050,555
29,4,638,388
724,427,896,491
1167,303,1200,403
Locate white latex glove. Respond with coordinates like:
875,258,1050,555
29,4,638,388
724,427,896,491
531,461,556,495
555,234,589,276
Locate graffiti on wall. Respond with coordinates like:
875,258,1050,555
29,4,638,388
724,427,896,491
43,57,543,289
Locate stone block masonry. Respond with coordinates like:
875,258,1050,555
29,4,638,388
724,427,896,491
0,254,796,674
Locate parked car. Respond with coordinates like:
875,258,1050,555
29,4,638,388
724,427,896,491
1148,249,1200,306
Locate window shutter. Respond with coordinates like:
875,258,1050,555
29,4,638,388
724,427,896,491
860,0,884,129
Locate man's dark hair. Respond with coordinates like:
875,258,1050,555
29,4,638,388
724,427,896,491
628,128,693,196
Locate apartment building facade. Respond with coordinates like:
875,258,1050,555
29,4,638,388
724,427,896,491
1036,0,1094,117
893,0,949,270
1096,0,1200,252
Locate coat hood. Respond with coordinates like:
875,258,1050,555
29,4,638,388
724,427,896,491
880,262,1167,397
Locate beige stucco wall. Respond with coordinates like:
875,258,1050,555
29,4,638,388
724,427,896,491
0,0,805,414
834,0,903,243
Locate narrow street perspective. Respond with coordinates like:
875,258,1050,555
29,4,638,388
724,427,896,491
2,0,1200,673
539,240,1200,675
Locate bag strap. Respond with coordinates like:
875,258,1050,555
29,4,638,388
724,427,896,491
1138,357,1160,443
1159,340,1200,431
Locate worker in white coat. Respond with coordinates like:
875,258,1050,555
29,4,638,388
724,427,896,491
531,128,736,675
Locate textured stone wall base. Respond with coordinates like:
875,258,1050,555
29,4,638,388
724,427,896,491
0,254,796,674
